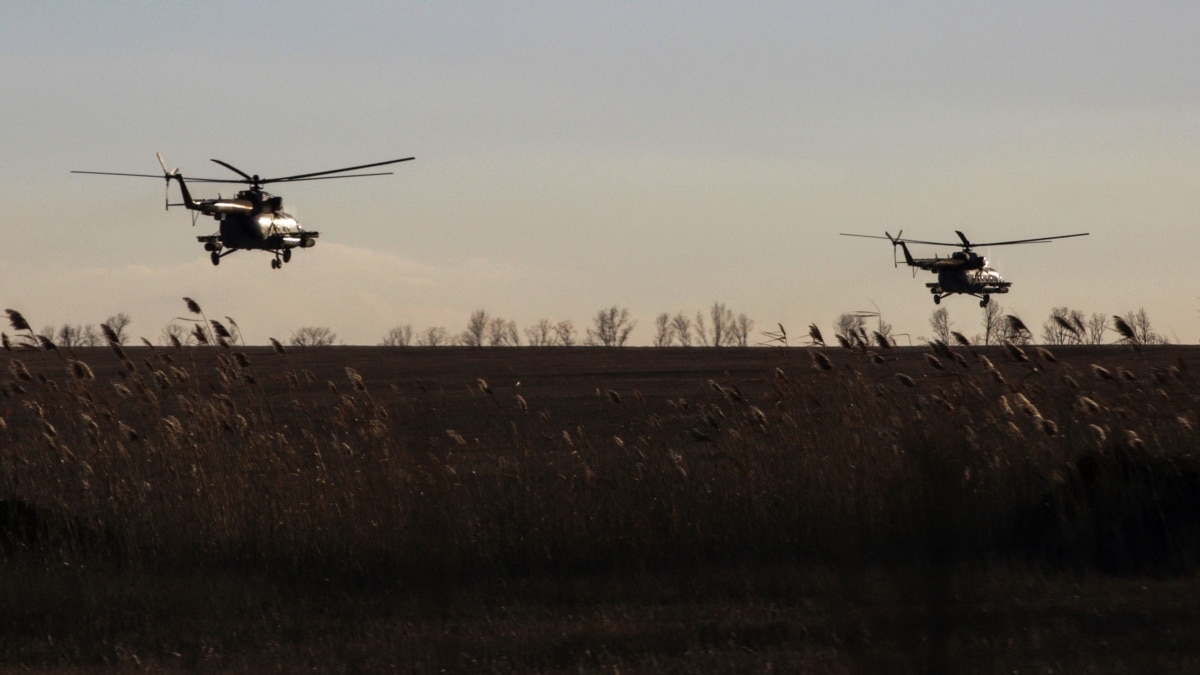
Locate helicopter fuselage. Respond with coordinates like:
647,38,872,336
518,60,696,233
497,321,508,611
935,266,1007,294
216,211,312,249
927,266,1011,306
191,189,318,267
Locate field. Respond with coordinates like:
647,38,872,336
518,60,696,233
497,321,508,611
2,341,1199,672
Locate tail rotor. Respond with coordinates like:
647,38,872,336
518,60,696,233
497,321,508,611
885,230,903,268
156,152,179,211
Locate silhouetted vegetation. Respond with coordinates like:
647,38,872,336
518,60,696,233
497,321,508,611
1,301,1197,669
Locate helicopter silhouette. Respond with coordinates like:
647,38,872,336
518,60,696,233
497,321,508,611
73,154,414,269
841,230,1089,306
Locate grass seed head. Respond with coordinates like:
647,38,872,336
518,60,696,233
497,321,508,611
1038,417,1058,436
1003,341,1028,363
68,359,95,381
999,396,1014,417
811,351,833,372
346,367,366,392
9,360,33,382
1014,393,1040,418
1124,429,1144,450
4,309,31,332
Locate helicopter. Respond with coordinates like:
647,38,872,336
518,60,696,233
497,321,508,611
841,230,1089,306
73,154,414,269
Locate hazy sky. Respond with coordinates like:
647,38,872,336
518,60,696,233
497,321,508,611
3,2,1199,345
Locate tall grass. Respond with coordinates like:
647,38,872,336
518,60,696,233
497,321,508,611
2,331,1196,584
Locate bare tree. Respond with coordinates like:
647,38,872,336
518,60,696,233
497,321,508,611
160,323,190,347
525,319,555,346
929,307,952,344
1085,313,1108,345
56,324,87,348
78,324,102,347
670,312,693,346
460,309,489,347
290,326,337,347
708,303,737,347
694,311,708,346
586,306,636,347
104,313,133,346
835,313,866,344
653,313,674,347
381,325,414,346
732,313,755,347
1040,307,1085,345
486,317,519,346
418,326,452,346
980,301,1006,346
554,320,577,347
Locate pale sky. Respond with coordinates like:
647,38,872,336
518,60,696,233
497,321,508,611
3,2,1199,345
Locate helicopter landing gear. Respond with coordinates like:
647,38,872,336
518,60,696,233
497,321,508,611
933,295,941,305
270,248,292,269
979,294,990,308
211,251,221,266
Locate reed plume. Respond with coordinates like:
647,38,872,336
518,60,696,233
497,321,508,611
1053,314,1081,342
1112,315,1137,344
4,309,31,332
1005,314,1030,339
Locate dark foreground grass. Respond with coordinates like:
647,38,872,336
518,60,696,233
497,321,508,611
1,337,1198,671
2,562,1198,672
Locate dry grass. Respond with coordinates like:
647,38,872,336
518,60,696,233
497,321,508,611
1,332,1199,671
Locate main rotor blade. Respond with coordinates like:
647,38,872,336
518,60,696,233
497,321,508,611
839,233,895,241
278,171,397,183
885,237,964,247
71,170,256,185
263,157,415,184
71,170,166,179
968,232,1090,247
210,159,254,181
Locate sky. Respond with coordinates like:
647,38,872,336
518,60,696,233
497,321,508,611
3,1,1199,346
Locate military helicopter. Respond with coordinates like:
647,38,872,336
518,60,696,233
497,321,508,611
73,154,414,269
841,230,1089,306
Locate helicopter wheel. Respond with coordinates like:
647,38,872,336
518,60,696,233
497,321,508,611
283,249,292,263
210,251,220,266
980,294,990,308
933,296,941,305
271,258,281,269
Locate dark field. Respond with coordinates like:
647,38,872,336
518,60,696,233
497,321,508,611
2,343,1199,672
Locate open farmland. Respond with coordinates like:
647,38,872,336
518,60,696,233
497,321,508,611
1,343,1199,672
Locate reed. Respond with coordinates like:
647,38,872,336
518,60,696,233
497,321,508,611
0,312,1197,669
